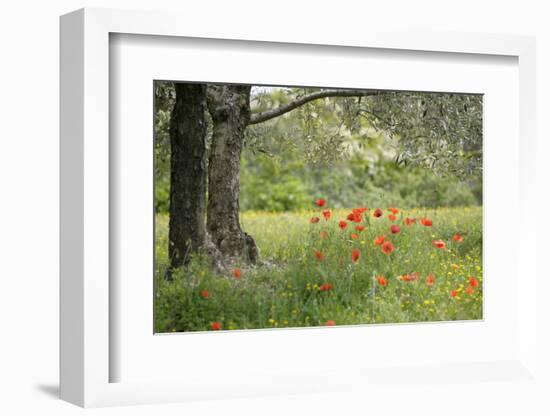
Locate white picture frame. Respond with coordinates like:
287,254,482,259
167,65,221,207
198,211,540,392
60,7,538,408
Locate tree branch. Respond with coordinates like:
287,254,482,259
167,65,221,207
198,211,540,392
357,109,395,130
248,89,386,125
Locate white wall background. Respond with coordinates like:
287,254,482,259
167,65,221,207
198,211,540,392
0,1,548,414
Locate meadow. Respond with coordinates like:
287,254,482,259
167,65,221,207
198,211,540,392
154,204,482,332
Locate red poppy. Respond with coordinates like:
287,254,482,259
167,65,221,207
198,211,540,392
399,272,419,282
315,198,326,207
310,217,320,223
432,240,446,249
314,250,325,261
354,225,366,232
373,208,383,218
468,276,479,288
420,218,433,227
388,214,397,222
450,290,458,298
381,241,395,255
374,235,386,245
390,225,401,234
404,217,416,226
232,268,242,279
200,289,210,299
351,248,360,262
350,233,359,239
339,220,348,230
320,231,329,239
453,234,463,242
322,210,331,220
319,283,333,292
210,321,222,330
352,207,369,214
425,274,436,287
325,320,336,326
346,212,362,223
388,207,399,214
465,286,475,295
377,275,388,286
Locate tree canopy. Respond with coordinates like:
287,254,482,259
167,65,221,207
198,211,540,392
246,87,482,178
154,83,482,214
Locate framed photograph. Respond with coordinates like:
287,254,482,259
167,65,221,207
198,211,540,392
151,80,483,335
60,8,539,408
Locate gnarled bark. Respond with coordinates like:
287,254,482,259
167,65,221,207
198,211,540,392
206,85,259,263
168,83,208,271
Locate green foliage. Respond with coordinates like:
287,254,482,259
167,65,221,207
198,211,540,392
154,83,483,214
367,92,483,179
154,81,174,213
155,206,482,332
240,154,310,212
357,160,478,209
155,173,170,213
239,135,479,212
239,86,482,213
241,176,310,212
249,88,483,179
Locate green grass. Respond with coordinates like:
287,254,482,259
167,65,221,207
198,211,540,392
154,206,482,332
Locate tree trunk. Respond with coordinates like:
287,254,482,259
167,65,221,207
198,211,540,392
206,85,259,263
168,83,208,271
